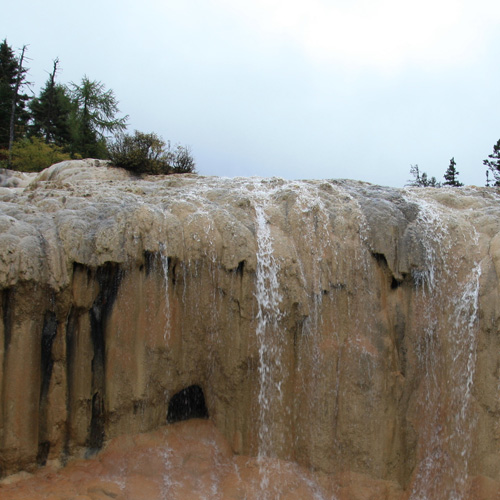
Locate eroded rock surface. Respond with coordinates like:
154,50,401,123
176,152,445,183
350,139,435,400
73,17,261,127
1,160,500,499
0,419,350,500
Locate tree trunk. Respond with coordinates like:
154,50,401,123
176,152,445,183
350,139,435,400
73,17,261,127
8,45,27,167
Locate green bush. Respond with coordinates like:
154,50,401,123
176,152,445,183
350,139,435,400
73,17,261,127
0,148,8,169
108,131,196,175
10,136,72,172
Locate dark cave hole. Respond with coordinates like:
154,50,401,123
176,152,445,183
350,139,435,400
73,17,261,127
167,385,209,423
391,277,403,289
236,260,245,276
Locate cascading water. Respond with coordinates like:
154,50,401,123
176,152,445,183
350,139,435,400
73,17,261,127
251,181,348,500
253,196,284,488
406,194,482,500
2,163,500,500
159,243,171,342
287,182,345,475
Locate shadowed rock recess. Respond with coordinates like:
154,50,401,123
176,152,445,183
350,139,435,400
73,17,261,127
1,160,500,499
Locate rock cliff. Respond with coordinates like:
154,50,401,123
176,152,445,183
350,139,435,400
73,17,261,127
1,160,500,499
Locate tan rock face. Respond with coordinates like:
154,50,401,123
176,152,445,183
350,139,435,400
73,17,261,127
0,160,500,499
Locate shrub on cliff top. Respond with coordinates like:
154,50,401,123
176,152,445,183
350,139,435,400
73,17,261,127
10,136,72,172
108,130,196,175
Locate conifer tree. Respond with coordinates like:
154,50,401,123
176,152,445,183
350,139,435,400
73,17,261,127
407,164,440,187
483,139,500,186
443,157,463,187
0,40,30,157
68,76,128,158
29,58,72,146
407,164,422,186
486,170,491,187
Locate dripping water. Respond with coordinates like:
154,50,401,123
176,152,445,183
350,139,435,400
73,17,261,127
254,201,283,451
406,195,481,500
159,243,171,342
252,183,339,500
253,198,283,493
289,182,338,469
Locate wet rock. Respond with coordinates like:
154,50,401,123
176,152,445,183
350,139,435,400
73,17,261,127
0,161,499,499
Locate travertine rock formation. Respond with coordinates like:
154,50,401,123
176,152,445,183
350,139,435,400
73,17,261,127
0,419,405,500
1,160,500,499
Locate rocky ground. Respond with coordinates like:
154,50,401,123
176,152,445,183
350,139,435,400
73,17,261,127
0,418,404,500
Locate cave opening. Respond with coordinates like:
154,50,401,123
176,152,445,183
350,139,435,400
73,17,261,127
167,385,209,423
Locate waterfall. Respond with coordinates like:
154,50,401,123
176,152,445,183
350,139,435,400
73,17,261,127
253,199,283,461
288,182,343,472
251,182,343,500
159,243,171,342
407,194,482,500
3,163,499,499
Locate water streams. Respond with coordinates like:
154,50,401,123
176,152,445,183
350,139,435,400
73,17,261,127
159,243,171,342
405,195,482,500
254,200,283,462
1,165,498,499
182,181,484,499
249,183,484,499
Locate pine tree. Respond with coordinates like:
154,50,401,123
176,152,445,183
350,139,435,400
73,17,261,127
486,170,491,187
443,157,463,187
407,164,422,186
483,139,500,186
407,164,440,187
425,174,440,187
29,58,72,147
0,40,30,155
68,76,128,158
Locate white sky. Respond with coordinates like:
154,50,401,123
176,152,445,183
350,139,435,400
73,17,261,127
4,0,500,186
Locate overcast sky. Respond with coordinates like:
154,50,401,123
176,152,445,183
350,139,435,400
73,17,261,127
5,0,500,186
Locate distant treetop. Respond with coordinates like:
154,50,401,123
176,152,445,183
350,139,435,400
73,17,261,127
443,157,463,187
484,139,500,186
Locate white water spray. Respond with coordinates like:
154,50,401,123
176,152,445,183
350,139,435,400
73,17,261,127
254,201,283,460
406,195,482,500
159,243,171,342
